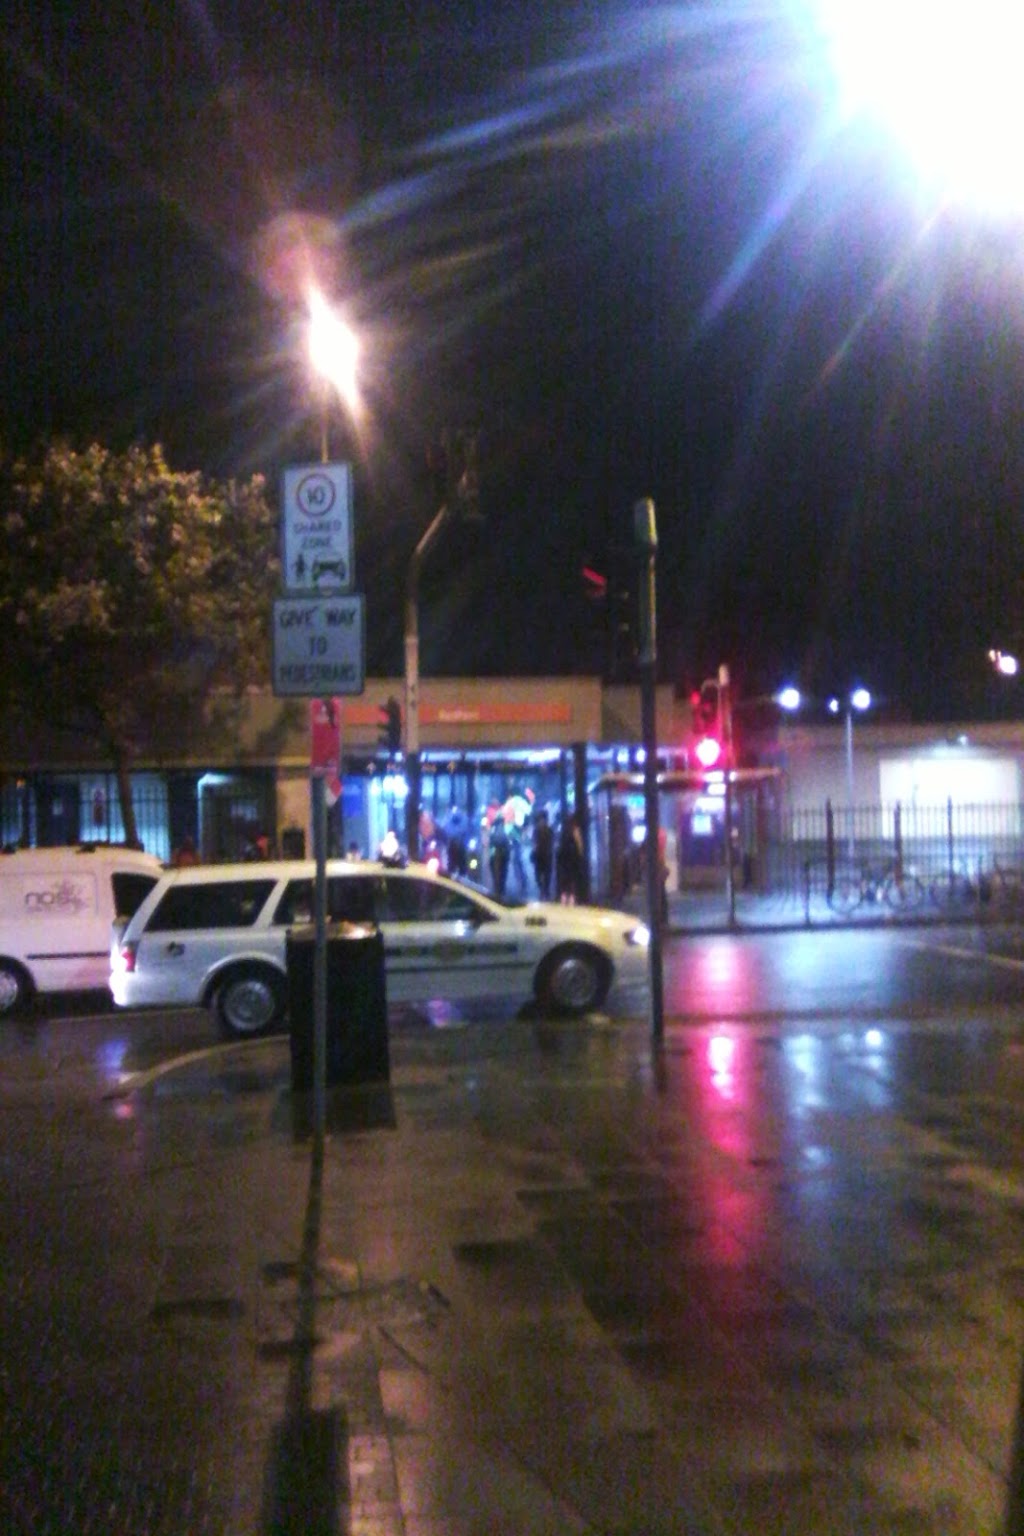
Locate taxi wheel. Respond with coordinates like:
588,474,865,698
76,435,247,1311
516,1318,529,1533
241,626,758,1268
536,945,610,1016
0,961,30,1017
214,966,285,1039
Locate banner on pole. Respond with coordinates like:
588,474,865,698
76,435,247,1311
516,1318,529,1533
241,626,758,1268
310,697,341,780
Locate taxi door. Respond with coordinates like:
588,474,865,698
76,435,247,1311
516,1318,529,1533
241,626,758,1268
373,873,519,1003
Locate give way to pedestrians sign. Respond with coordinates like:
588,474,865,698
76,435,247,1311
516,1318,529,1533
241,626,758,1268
272,594,365,697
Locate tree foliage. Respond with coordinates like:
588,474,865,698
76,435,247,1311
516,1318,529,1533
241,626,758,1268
0,441,278,844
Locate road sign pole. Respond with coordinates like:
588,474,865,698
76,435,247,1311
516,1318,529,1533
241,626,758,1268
278,461,363,1162
312,770,327,1160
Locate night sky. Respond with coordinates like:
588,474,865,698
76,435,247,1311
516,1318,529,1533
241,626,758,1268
3,0,1024,722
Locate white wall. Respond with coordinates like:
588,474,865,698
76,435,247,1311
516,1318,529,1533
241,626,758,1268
779,724,1024,812
879,752,1020,807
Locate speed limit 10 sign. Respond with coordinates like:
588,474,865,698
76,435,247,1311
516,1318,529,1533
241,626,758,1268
281,463,353,594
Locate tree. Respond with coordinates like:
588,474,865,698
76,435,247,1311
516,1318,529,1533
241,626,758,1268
0,441,278,849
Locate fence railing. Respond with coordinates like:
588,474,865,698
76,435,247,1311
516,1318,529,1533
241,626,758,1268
0,777,280,866
7,775,1024,928
764,798,1024,921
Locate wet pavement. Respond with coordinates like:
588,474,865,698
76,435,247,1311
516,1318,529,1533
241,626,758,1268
3,984,1024,1533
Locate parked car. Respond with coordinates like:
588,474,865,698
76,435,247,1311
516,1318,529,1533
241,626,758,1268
110,857,650,1037
0,844,163,1015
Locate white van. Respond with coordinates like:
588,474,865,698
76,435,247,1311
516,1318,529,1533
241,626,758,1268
0,845,163,1015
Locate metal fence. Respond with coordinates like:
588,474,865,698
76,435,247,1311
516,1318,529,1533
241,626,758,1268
763,798,1024,921
0,775,280,866
7,770,1024,929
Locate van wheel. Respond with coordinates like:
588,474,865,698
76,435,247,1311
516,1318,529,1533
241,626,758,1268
536,945,610,1016
214,968,285,1039
0,961,31,1018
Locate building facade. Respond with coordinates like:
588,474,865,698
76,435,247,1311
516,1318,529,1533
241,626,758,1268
1,680,1022,899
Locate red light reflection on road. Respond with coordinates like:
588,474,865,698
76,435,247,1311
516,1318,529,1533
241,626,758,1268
707,1032,738,1098
665,936,760,1016
700,1031,754,1152
687,1029,769,1264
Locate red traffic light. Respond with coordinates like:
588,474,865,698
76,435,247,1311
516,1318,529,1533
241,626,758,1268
581,565,608,600
694,734,723,769
378,696,402,755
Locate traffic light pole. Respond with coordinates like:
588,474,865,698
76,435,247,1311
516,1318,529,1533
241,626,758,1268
719,663,737,929
403,433,481,861
404,500,453,861
634,498,665,1043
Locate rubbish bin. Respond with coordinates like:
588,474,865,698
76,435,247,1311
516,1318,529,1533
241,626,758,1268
286,922,389,1090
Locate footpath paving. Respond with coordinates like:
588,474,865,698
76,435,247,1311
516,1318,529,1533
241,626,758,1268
3,1000,1024,1535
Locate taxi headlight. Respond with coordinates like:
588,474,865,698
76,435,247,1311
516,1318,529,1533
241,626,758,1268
624,923,650,949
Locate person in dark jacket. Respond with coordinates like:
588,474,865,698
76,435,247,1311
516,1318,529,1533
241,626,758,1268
530,810,554,899
489,817,510,897
555,814,585,904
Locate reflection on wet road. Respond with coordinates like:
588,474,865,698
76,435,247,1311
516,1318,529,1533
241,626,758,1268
3,924,1024,1532
660,923,1024,1024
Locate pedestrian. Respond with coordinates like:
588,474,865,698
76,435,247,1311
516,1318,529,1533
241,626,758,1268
657,823,669,924
172,834,199,867
504,807,528,894
445,804,469,877
556,814,585,905
530,809,554,899
489,815,510,897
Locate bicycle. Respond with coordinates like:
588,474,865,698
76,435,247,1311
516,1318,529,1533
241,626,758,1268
828,861,926,916
991,858,1024,913
929,863,986,912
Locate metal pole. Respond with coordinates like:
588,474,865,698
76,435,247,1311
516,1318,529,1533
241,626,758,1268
634,498,664,1043
720,664,736,927
311,772,327,1159
726,771,736,929
404,616,420,860
404,500,452,862
1006,1352,1024,1534
320,381,329,466
845,707,855,864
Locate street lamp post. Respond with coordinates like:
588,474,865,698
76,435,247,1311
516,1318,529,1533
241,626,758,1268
711,676,801,928
307,288,359,465
304,288,360,1157
829,688,871,862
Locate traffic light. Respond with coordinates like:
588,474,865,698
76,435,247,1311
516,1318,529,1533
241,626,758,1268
691,684,723,769
378,695,402,755
427,430,482,521
581,564,608,601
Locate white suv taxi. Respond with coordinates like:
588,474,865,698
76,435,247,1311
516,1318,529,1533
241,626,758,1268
110,857,650,1037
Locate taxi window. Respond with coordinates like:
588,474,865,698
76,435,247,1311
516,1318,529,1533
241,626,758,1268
329,875,377,923
112,871,160,921
274,876,377,926
147,880,276,931
380,876,484,924
274,880,313,926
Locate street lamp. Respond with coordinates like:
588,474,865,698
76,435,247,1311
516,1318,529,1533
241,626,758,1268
306,286,360,463
809,0,1024,219
829,687,871,859
302,287,360,1159
989,648,1019,678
